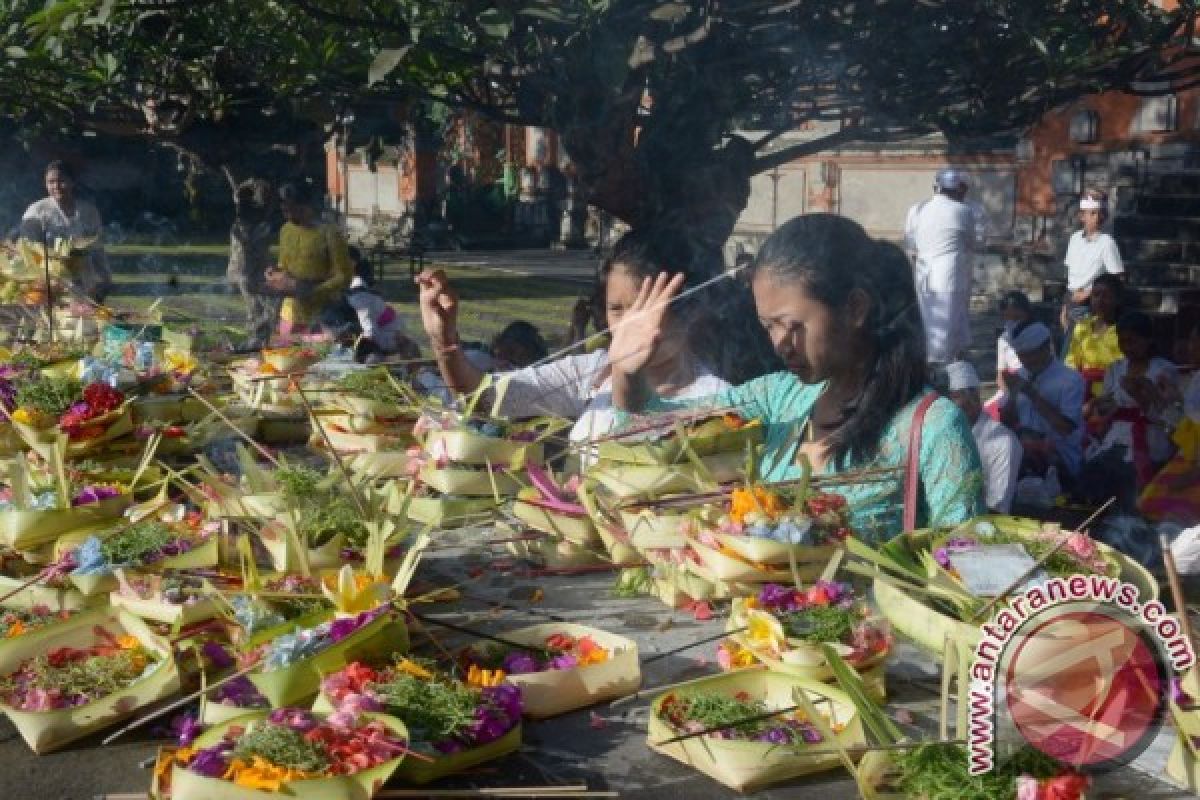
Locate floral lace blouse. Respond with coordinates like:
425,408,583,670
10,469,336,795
639,371,985,543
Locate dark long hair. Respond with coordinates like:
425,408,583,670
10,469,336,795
750,214,926,465
597,227,779,383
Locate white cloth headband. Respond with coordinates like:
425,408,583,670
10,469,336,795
1079,197,1103,211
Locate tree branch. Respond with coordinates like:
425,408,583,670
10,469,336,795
751,126,932,174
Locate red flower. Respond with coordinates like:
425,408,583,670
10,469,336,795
82,383,124,414
1039,773,1089,800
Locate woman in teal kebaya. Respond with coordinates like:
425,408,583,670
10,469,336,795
610,214,984,543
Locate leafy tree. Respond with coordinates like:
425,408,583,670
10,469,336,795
4,0,1198,247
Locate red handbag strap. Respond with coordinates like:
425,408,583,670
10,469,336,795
903,391,939,532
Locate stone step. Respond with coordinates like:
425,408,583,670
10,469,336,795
1114,215,1200,239
1123,261,1200,286
1136,194,1200,217
1116,237,1187,263
1150,171,1200,194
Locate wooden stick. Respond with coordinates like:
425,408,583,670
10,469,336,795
619,468,904,512
969,497,1116,623
588,407,740,444
408,610,554,656
375,791,615,799
101,663,260,744
610,665,767,707
641,626,748,665
292,382,369,519
95,791,615,800
651,703,806,746
1160,533,1197,652
185,387,281,468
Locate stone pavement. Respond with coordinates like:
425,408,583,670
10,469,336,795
7,522,1191,800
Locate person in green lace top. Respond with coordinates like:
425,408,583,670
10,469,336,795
611,214,984,542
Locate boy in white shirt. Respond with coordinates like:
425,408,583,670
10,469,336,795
1061,187,1124,335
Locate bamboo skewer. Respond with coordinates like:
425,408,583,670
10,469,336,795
968,496,1115,624
291,382,369,519
1160,533,1197,653
641,626,748,665
185,387,281,468
408,610,556,657
97,791,615,800
610,665,768,708
618,467,905,512
101,663,260,744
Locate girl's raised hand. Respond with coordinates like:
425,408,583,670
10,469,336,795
607,271,685,378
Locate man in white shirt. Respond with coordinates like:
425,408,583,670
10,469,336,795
1061,188,1124,334
905,169,982,366
999,322,1086,482
946,361,1021,513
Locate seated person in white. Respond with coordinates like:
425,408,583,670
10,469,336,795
1091,311,1179,487
946,361,1022,513
999,322,1086,482
414,228,731,446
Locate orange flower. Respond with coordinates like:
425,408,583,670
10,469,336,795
576,635,610,666
5,620,25,638
466,664,506,687
223,756,317,791
729,487,787,525
116,635,142,650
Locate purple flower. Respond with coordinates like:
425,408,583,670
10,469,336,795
482,684,523,720
1171,677,1195,707
933,548,951,569
0,379,16,412
758,584,798,612
169,712,202,747
800,725,823,744
502,651,541,675
71,485,121,506
188,744,232,777
213,676,267,708
201,641,235,671
329,608,385,642
757,727,791,744
548,654,579,671
267,708,318,732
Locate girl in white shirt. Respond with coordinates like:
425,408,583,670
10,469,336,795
415,228,730,445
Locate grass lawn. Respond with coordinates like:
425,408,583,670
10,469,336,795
107,250,583,349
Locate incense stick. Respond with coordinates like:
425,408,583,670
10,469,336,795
185,387,281,468
640,627,748,665
610,665,767,707
1160,533,1197,653
292,382,369,518
408,610,554,656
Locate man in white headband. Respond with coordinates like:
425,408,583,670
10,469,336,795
998,321,1086,482
1061,187,1123,333
945,361,1021,513
904,167,984,367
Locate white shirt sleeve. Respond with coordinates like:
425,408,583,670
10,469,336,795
904,203,920,256
1101,234,1124,275
997,428,1022,513
492,351,606,420
346,292,382,337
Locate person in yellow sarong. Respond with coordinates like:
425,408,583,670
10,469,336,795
1065,273,1122,400
264,182,352,337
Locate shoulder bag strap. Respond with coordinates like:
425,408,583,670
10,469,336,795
903,391,939,532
